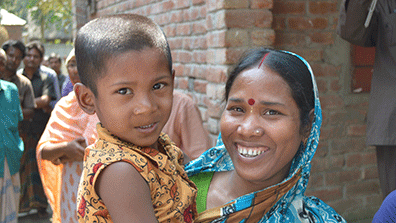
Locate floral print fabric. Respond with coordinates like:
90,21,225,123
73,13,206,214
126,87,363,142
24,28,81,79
77,124,197,223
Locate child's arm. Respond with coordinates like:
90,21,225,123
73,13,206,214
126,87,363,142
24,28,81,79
96,161,159,223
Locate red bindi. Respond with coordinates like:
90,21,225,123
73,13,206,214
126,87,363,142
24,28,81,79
248,98,255,105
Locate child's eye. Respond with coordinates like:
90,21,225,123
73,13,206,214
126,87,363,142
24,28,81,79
153,83,166,90
117,88,132,95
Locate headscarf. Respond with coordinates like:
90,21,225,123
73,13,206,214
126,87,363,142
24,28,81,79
185,51,346,222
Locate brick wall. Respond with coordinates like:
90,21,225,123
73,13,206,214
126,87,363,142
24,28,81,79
73,0,381,221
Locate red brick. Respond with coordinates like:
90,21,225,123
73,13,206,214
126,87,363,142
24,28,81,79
163,25,176,37
192,0,205,5
273,16,286,30
170,11,184,23
162,0,175,11
315,78,328,93
178,51,192,63
175,0,190,9
173,64,185,77
307,173,324,188
176,23,192,36
193,79,207,93
191,66,207,79
316,142,329,157
346,152,376,167
346,181,380,197
168,38,182,49
192,21,207,34
251,0,273,9
274,32,306,46
346,124,367,137
363,167,379,180
290,49,324,62
326,169,361,186
225,30,249,47
225,48,247,64
193,51,207,64
177,77,189,89
225,10,272,28
289,17,329,30
311,63,340,77
224,0,249,9
319,95,344,109
272,1,305,15
251,29,275,46
330,79,341,92
207,31,226,48
309,1,338,14
331,138,366,155
309,32,334,45
205,65,228,83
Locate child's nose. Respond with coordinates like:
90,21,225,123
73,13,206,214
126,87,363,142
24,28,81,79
133,95,156,115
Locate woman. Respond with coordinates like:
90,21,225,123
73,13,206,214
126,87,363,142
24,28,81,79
36,49,99,222
186,48,346,222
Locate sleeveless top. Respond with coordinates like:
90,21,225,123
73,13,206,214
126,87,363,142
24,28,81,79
77,124,197,223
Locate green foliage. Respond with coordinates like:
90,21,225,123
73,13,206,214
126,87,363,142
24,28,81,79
1,0,72,41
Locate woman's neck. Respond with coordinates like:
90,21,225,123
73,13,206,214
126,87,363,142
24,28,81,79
207,170,274,210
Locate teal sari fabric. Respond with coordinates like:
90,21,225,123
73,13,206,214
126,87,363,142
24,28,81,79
185,51,346,222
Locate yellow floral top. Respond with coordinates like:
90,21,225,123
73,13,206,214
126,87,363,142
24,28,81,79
77,124,197,223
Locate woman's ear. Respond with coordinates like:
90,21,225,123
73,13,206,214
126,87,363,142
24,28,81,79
302,109,315,139
74,83,96,115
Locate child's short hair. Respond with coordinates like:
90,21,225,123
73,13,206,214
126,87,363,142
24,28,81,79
75,14,172,95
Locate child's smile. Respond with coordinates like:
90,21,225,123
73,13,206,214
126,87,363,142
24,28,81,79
92,48,174,150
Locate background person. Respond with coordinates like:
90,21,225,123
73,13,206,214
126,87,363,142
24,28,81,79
0,48,24,223
186,48,346,222
18,41,57,217
48,52,67,96
37,49,99,223
1,40,36,120
337,0,396,199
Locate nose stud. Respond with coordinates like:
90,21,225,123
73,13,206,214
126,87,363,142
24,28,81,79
254,129,263,135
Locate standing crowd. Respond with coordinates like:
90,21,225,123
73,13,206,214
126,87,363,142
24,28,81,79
0,0,395,222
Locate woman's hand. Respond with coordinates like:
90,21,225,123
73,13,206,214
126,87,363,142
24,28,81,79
42,137,87,165
55,137,87,164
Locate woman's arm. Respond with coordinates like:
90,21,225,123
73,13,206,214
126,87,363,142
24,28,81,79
41,137,86,164
96,162,158,223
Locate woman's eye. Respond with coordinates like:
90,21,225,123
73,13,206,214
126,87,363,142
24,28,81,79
264,110,280,115
229,107,244,113
117,88,132,95
153,83,165,90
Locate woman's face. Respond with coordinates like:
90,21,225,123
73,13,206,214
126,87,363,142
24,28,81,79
220,66,304,187
67,57,80,85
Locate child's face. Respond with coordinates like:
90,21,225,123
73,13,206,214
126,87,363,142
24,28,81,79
93,48,174,150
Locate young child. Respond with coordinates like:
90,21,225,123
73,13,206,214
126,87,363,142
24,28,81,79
74,14,197,223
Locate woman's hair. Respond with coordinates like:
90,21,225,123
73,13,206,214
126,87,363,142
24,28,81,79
225,48,315,133
75,14,172,96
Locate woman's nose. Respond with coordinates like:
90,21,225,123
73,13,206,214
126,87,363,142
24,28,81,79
236,115,264,137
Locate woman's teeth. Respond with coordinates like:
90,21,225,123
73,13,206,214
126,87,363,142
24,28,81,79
140,123,154,129
238,146,265,157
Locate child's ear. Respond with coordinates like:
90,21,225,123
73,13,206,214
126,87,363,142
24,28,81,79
74,83,96,115
171,69,175,80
